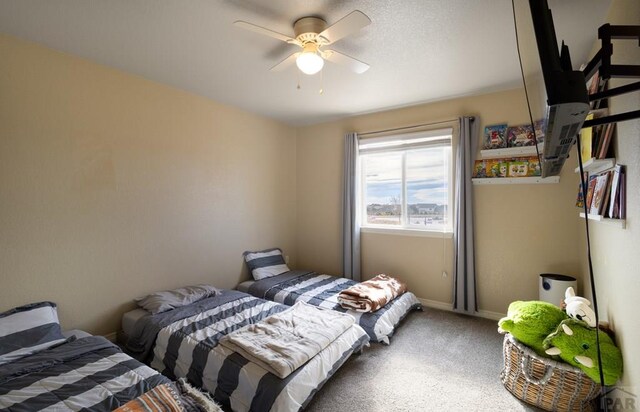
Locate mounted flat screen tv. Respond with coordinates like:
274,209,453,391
528,0,590,177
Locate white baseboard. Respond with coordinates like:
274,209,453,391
418,298,505,321
419,298,453,312
103,332,117,342
476,309,506,321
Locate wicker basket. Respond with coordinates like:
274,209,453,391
501,334,601,412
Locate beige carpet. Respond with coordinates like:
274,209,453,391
305,308,541,411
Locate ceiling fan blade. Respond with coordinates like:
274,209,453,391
318,10,371,45
323,50,370,74
233,20,296,43
270,52,300,71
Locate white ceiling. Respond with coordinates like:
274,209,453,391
0,0,611,126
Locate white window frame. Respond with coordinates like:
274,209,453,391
358,127,456,236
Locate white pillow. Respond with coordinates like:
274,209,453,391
243,248,290,280
0,301,66,365
135,284,221,315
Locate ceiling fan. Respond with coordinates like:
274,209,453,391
234,10,371,76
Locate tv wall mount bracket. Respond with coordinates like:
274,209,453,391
582,24,640,128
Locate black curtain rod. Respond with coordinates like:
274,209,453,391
358,118,467,137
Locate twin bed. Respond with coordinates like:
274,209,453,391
0,303,217,412
237,270,422,344
2,254,421,412
121,290,369,412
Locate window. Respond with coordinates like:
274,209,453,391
359,128,453,233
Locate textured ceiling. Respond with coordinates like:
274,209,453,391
0,0,611,125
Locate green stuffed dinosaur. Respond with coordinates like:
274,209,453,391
543,319,623,386
498,300,568,356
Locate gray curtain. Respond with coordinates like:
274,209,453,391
453,117,478,314
342,132,361,281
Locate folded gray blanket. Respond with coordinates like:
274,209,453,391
218,301,355,378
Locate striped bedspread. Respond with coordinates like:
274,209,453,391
246,271,423,344
146,291,369,412
0,336,168,412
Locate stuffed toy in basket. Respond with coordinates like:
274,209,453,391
498,289,623,412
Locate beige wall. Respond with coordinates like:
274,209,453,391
0,34,297,336
577,0,640,395
296,88,582,315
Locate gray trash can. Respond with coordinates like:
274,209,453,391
539,274,577,306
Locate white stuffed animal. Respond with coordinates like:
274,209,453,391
564,287,597,327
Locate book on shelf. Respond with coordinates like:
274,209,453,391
575,172,588,208
533,119,546,144
584,175,598,211
473,156,541,178
482,124,508,150
589,172,610,216
619,167,626,219
588,70,600,97
600,171,614,217
579,109,615,165
608,165,622,218
597,123,615,159
587,70,608,110
507,124,535,147
580,113,594,160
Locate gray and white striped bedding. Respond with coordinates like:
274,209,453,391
243,271,423,344
243,248,290,280
0,302,66,366
134,290,368,412
0,336,169,411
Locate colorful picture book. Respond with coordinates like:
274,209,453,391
580,113,595,160
473,156,541,178
590,172,610,215
507,124,535,147
474,159,508,178
533,119,546,144
525,157,541,177
508,160,528,177
577,165,625,219
575,172,588,208
483,124,508,149
579,109,615,162
584,176,598,211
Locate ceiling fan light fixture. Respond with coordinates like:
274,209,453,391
296,44,324,75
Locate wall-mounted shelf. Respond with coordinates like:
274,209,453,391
472,176,560,185
579,213,626,229
480,143,544,160
574,158,615,174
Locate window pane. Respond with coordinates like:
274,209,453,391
363,152,402,226
406,147,450,230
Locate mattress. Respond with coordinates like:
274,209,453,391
121,308,149,338
236,280,254,293
240,270,422,344
125,290,369,412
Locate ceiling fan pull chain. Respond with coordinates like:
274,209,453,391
296,69,301,90
319,69,324,95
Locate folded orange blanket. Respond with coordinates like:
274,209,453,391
114,380,222,412
338,274,407,313
115,383,182,412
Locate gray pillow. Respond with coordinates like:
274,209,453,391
135,285,221,315
0,301,66,366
